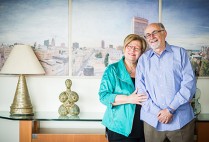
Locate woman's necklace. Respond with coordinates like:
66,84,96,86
124,60,136,75
128,66,134,74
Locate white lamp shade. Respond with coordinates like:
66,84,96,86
0,44,45,75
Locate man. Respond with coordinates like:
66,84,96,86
135,23,196,142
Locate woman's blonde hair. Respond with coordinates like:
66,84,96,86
123,34,147,53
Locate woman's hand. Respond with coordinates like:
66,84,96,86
128,89,148,105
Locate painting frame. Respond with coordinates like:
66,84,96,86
0,0,161,78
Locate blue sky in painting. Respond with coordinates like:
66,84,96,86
162,0,209,50
0,0,158,48
72,0,158,48
0,0,68,46
1,0,208,50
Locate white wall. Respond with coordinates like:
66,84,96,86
0,76,106,112
0,76,209,142
0,118,19,142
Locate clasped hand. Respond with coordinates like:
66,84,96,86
158,109,173,124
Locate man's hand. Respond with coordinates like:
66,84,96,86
157,109,173,124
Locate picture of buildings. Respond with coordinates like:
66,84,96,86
0,0,69,76
71,0,158,76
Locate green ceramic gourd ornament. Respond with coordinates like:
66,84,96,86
58,79,80,116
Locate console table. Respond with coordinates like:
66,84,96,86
1,112,209,142
0,111,107,142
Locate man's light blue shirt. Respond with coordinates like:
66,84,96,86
136,42,196,131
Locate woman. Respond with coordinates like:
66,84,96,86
99,34,147,142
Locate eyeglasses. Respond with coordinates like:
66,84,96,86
126,45,141,52
144,30,165,39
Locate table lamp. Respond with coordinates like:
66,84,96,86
0,44,45,116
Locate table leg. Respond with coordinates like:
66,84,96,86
19,121,32,142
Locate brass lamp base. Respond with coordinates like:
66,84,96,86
10,74,34,116
10,108,34,116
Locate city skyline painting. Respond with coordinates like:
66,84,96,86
71,0,159,76
0,0,69,76
162,0,209,76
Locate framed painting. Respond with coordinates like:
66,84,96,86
71,0,159,77
162,0,209,77
0,0,69,76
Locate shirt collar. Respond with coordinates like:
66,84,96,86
148,42,172,58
